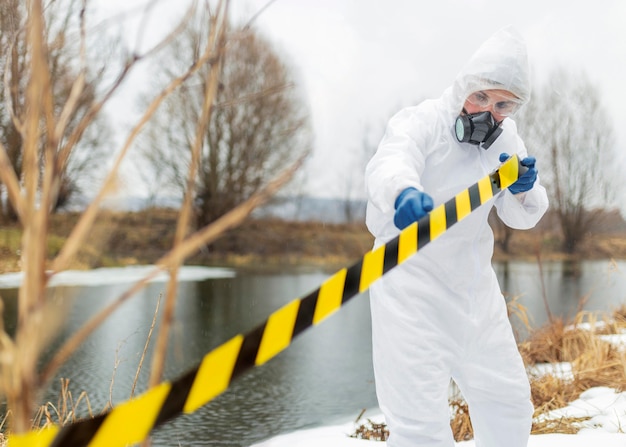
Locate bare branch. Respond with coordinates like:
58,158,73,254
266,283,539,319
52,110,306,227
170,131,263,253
148,0,229,388
53,0,198,174
0,142,25,221
243,0,279,30
40,153,303,385
214,82,294,109
133,0,199,60
131,295,161,399
3,15,26,135
158,154,305,268
51,5,222,274
54,54,133,175
13,0,52,431
52,0,87,142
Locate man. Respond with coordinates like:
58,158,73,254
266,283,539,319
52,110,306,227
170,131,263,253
364,26,549,447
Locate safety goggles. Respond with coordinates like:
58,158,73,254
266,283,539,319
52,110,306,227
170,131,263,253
466,91,522,117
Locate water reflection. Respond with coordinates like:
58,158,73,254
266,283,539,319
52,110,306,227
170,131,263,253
0,261,624,446
561,259,583,278
162,273,377,446
496,259,625,338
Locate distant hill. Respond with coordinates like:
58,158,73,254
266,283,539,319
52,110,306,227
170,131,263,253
70,194,626,231
252,196,367,224
69,194,368,224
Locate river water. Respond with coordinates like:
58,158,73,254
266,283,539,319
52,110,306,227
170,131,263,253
0,260,625,446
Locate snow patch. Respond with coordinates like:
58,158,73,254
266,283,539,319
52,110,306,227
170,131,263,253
0,265,235,289
528,362,574,381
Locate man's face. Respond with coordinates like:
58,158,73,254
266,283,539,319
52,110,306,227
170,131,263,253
463,89,521,122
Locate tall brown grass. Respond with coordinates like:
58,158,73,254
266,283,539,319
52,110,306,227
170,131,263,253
354,305,626,442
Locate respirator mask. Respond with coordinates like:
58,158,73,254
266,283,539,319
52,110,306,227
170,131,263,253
454,110,503,150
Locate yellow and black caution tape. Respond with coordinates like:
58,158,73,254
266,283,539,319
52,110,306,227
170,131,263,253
10,155,523,447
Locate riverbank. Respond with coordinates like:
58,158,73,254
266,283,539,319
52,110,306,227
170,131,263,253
253,306,626,445
0,217,625,443
1,208,625,274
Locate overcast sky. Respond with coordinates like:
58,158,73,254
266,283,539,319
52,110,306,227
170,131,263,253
230,0,626,201
96,0,626,205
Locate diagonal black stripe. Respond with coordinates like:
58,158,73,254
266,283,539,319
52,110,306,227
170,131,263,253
154,367,199,427
231,323,266,380
39,163,518,447
50,414,106,447
292,290,318,337
489,171,501,195
342,262,363,304
417,215,431,250
383,237,399,273
468,184,482,210
444,199,458,227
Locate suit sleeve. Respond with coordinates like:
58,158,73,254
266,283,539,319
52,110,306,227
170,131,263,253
493,133,549,229
365,106,435,215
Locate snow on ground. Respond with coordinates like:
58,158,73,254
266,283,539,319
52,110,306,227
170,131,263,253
527,362,573,380
251,390,626,447
544,387,626,434
0,265,235,289
253,334,626,447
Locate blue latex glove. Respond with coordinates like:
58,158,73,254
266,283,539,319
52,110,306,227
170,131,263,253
393,187,434,230
499,153,538,194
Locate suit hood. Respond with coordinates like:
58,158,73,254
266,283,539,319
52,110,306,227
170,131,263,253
447,26,531,115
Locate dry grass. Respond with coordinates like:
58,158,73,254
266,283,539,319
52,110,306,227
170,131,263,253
522,311,626,436
354,305,626,442
0,379,96,447
449,399,474,442
0,295,163,447
32,378,95,428
0,213,375,275
0,0,303,442
351,418,389,442
4,212,626,277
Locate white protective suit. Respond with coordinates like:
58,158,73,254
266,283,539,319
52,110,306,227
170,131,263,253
365,27,549,447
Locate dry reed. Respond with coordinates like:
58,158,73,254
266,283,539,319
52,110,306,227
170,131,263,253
32,378,94,429
350,418,389,442
354,305,626,442
0,0,300,441
449,399,474,442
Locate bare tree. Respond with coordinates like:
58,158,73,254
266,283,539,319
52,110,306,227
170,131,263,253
0,1,303,440
342,120,385,223
0,0,111,220
138,20,312,226
346,101,419,224
515,68,620,253
0,0,27,221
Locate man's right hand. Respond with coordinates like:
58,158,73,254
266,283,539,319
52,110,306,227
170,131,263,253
393,187,434,230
